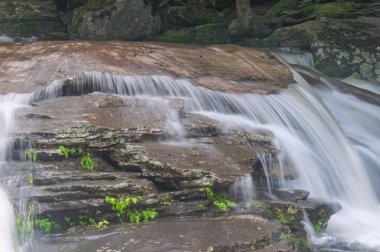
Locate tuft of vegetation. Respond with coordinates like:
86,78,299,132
58,145,69,159
16,204,36,241
275,208,296,225
126,209,158,224
280,233,309,249
57,145,95,171
159,200,173,206
26,204,35,238
251,200,268,213
25,150,37,162
94,219,109,229
27,176,33,186
314,220,325,234
36,218,59,234
105,195,158,224
202,187,236,212
80,153,95,171
16,215,24,241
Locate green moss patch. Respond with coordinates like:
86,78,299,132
193,23,231,44
313,2,360,18
159,28,195,43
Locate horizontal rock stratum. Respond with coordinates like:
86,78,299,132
0,41,294,94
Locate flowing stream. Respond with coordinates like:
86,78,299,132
0,66,379,251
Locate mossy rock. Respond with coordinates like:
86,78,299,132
227,19,244,36
316,21,379,49
177,6,236,26
159,28,195,43
193,23,231,44
269,0,298,17
312,2,366,18
262,27,313,49
0,20,67,36
315,60,348,78
86,0,116,11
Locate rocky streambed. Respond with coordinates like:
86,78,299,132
0,41,342,252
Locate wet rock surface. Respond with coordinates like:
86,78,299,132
29,215,283,252
0,41,294,94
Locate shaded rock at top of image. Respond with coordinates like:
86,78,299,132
65,0,161,40
0,0,68,40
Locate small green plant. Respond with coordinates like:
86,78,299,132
78,215,89,226
142,209,158,222
25,150,37,162
58,146,69,159
275,208,296,225
105,195,158,223
314,220,325,234
80,153,95,171
27,176,33,186
314,58,321,67
64,216,76,227
16,215,24,241
26,204,35,238
15,204,36,241
202,187,236,212
105,195,142,219
197,203,205,209
159,200,173,206
126,208,158,224
36,218,58,234
280,233,309,248
94,219,109,229
251,200,268,212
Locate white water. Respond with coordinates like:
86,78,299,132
312,85,380,250
341,77,380,95
1,70,379,250
0,93,34,251
0,35,14,43
272,49,314,68
229,174,256,207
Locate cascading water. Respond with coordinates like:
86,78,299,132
271,49,314,68
39,71,379,250
1,69,379,251
229,174,256,207
341,77,380,95
0,93,34,251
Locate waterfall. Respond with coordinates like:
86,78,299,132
271,49,314,68
70,71,379,250
0,93,34,251
1,70,379,250
341,77,380,95
229,174,256,207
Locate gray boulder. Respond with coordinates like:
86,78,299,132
67,0,161,40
